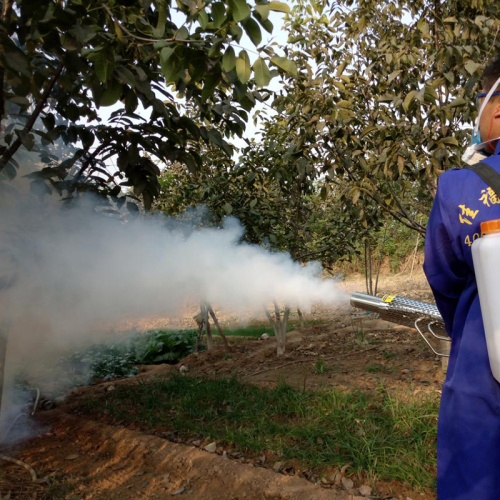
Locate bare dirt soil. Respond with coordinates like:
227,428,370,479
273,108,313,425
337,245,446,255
1,269,440,500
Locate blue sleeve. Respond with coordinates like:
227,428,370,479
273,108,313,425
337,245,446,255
423,180,467,337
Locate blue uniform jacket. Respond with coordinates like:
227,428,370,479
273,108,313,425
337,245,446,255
424,154,500,500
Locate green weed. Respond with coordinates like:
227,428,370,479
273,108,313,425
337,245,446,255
78,375,438,490
67,329,198,382
314,357,326,374
41,477,75,499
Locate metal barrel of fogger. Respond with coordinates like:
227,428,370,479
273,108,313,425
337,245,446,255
350,292,450,357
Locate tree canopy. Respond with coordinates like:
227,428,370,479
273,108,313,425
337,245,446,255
2,0,500,256
254,0,500,237
0,0,292,209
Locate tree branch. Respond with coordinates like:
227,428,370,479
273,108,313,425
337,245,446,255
102,4,202,45
0,0,14,121
0,0,14,122
357,186,426,235
296,246,334,261
264,308,276,329
0,62,64,174
71,142,111,187
273,300,281,323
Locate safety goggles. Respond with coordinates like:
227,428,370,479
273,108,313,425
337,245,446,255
476,92,500,108
477,92,500,99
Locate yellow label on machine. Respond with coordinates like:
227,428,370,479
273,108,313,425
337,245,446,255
382,294,396,303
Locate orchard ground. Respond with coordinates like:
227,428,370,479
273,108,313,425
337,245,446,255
1,266,442,500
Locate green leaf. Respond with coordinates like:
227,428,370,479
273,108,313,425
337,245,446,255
153,2,168,37
127,202,140,214
423,84,437,104
228,24,244,41
182,153,199,174
8,96,30,108
69,24,97,44
212,2,227,28
99,81,122,107
256,16,273,34
243,17,262,46
197,9,209,29
254,4,270,20
88,49,114,83
361,125,377,138
175,27,189,41
271,56,297,77
229,0,251,22
3,44,31,77
253,57,271,87
16,130,35,151
222,46,236,72
201,72,220,101
30,179,52,196
125,90,138,113
42,113,56,131
387,70,401,83
441,137,459,146
160,47,179,82
444,72,454,84
465,60,481,76
0,161,18,181
115,66,137,86
351,188,361,204
223,202,233,214
416,18,429,37
236,51,251,84
402,90,417,112
448,97,467,108
268,1,290,13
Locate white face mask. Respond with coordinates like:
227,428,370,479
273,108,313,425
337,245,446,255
462,75,500,165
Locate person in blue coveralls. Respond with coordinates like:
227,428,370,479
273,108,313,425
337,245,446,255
424,52,500,500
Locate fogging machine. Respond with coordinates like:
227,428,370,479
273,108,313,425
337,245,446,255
350,292,450,357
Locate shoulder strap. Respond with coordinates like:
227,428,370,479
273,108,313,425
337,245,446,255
466,161,500,198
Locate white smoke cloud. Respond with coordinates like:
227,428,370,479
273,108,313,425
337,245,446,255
1,194,344,327
0,187,346,440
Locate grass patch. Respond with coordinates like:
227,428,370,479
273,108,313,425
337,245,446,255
78,375,438,489
367,363,394,374
43,477,75,499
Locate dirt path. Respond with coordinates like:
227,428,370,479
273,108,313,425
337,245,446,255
4,411,356,500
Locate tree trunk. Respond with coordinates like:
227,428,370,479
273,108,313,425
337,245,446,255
264,301,290,356
0,333,7,419
297,308,304,329
374,224,389,296
0,62,64,174
409,233,421,279
364,241,374,295
368,243,373,295
195,318,204,353
276,324,286,356
0,0,14,122
207,304,229,350
0,315,9,430
201,303,213,350
364,241,369,294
